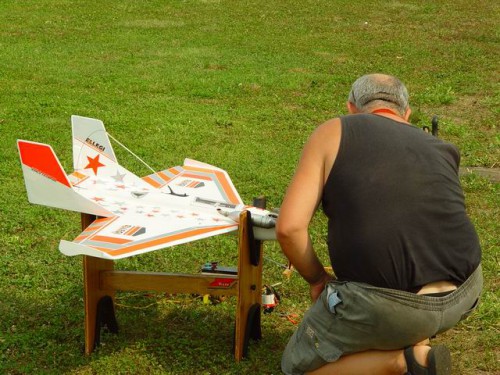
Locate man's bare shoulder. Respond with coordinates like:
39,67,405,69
308,118,342,181
309,117,342,145
318,117,342,130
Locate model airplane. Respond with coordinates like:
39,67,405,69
17,115,278,260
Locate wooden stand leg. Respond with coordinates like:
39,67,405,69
234,210,263,361
82,214,117,355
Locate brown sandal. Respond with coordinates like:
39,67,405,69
404,345,452,375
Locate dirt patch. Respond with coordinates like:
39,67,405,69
460,167,500,183
419,95,491,128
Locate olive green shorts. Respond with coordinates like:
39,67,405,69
281,265,482,375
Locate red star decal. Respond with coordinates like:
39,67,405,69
85,155,105,175
92,197,104,202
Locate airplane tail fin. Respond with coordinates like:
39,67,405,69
17,140,112,216
70,115,144,184
71,115,117,170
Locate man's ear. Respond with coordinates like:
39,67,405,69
404,106,412,121
347,101,358,114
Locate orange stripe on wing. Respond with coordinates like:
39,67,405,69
181,172,212,181
215,172,241,204
124,226,141,236
110,224,236,256
158,170,175,180
142,176,162,188
183,166,241,204
91,235,133,245
214,170,240,204
75,217,117,242
71,171,87,179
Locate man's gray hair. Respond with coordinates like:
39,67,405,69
348,74,409,115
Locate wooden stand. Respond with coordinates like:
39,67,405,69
81,209,263,361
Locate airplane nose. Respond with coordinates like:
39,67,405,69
251,214,277,229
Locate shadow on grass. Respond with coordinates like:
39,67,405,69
88,293,291,374
0,287,293,374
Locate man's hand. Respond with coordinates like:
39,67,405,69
309,272,334,302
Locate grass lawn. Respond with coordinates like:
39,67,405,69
0,0,498,374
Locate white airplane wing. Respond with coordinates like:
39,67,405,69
142,162,243,205
60,211,238,260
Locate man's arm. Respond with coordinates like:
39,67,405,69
276,118,341,301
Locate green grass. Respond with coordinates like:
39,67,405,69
1,0,498,374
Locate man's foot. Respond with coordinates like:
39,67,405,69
404,345,451,375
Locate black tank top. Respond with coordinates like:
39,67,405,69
322,114,481,291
